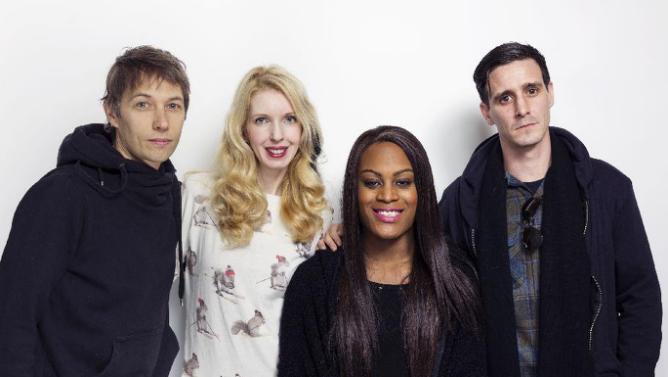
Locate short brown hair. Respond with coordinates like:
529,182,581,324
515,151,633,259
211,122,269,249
102,45,190,116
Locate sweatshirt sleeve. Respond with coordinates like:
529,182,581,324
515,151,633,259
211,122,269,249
0,174,83,377
613,183,662,376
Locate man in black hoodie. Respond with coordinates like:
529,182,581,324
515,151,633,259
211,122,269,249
439,42,661,377
0,45,189,377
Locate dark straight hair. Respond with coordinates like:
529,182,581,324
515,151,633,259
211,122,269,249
332,126,479,377
473,42,550,105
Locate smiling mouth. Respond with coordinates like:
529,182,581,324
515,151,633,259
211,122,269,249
373,209,403,223
266,147,288,158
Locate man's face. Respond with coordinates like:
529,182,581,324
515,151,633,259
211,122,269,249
105,76,186,170
480,58,554,152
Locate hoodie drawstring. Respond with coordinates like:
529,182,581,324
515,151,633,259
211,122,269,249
172,179,186,306
96,163,128,194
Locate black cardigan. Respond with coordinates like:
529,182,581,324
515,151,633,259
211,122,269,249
277,250,487,377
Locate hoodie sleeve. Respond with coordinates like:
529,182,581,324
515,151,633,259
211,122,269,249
613,183,662,376
0,173,83,377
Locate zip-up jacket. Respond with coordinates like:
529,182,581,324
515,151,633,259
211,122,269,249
0,124,180,377
439,127,661,377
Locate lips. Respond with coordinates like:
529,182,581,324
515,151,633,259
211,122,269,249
373,208,403,223
516,122,536,130
265,146,288,158
149,138,171,147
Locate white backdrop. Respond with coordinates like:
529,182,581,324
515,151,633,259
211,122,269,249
1,1,667,376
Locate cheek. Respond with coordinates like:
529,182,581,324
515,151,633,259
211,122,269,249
245,126,266,149
167,113,186,127
357,189,374,217
288,126,302,145
405,190,418,214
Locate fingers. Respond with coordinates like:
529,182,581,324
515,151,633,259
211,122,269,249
321,223,343,251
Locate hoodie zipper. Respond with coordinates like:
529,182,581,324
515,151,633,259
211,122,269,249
583,200,590,237
470,228,478,257
588,274,603,351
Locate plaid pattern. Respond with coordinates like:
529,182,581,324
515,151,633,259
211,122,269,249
506,173,543,377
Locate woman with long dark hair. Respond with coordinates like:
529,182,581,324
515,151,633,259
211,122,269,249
278,126,485,377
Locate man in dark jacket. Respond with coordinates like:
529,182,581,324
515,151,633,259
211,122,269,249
440,42,661,377
0,46,190,377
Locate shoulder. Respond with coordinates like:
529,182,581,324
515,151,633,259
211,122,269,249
589,158,634,201
590,158,631,186
21,166,80,206
290,250,340,291
182,172,215,195
11,167,85,232
442,176,462,200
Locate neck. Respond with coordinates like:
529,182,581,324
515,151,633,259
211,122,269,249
363,232,414,285
501,133,551,182
258,168,287,195
113,137,160,170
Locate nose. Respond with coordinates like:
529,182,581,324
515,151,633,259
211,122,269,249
153,108,169,131
270,121,284,142
515,95,530,117
377,183,398,203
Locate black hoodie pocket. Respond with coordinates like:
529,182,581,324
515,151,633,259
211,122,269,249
94,327,163,377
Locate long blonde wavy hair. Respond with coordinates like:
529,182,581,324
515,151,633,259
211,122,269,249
211,65,328,248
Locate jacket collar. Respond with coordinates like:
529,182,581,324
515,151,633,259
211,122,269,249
458,126,593,230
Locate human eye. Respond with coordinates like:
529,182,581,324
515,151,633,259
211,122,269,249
254,116,268,125
526,85,540,96
166,102,182,111
285,114,298,124
395,178,414,188
498,94,512,105
134,101,150,110
362,179,381,189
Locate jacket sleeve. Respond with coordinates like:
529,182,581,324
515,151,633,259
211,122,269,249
613,183,662,376
0,175,83,376
278,262,330,377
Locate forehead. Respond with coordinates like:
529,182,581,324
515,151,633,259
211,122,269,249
250,88,293,113
123,75,184,99
360,142,412,171
487,58,544,93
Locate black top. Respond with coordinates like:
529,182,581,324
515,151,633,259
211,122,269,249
523,178,544,194
277,249,487,377
0,124,180,377
439,126,662,377
369,281,409,377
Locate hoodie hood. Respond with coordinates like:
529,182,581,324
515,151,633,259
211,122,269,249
57,123,185,302
57,123,178,204
458,126,594,230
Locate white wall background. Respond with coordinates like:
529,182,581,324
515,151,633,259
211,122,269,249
1,0,666,375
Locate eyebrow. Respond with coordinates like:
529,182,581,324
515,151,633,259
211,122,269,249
130,93,184,102
360,168,414,176
250,112,296,117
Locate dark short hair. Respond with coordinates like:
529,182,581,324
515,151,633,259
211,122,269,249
102,45,190,116
473,42,550,105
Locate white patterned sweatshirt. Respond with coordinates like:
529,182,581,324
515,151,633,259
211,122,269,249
180,172,332,377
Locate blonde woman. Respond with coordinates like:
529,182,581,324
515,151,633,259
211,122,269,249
180,66,330,376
